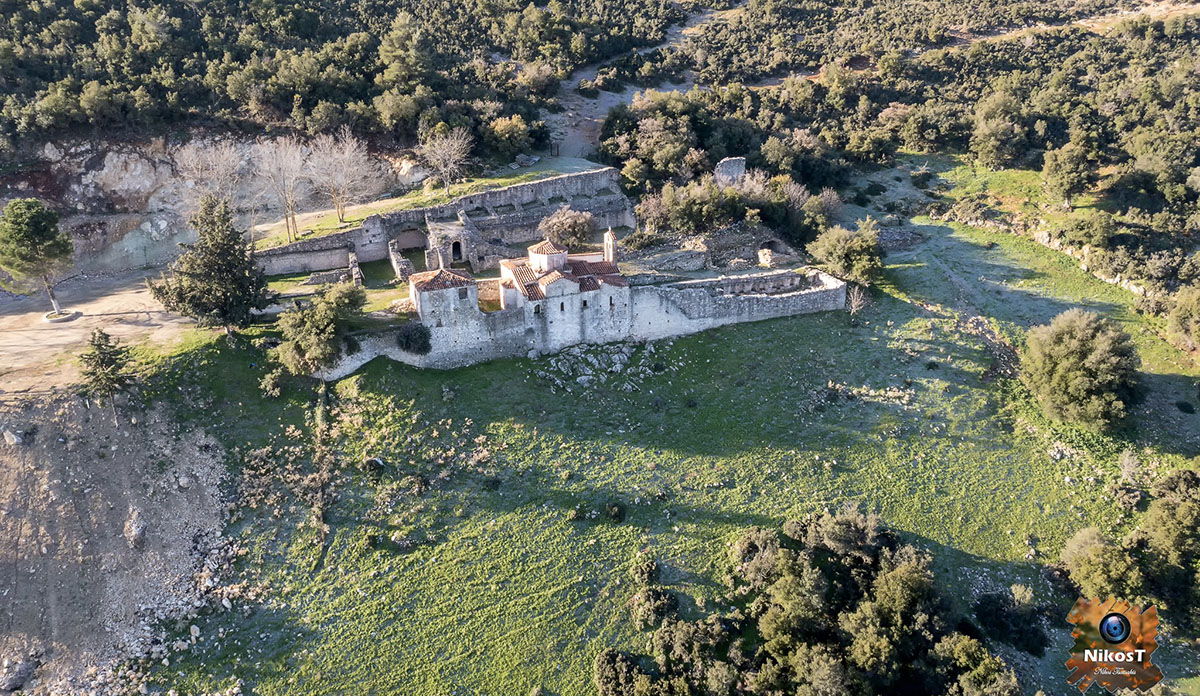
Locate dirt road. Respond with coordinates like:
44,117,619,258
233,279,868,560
0,270,191,394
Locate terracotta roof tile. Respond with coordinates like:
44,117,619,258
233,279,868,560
529,239,567,255
524,283,545,300
578,276,601,292
538,270,576,286
511,264,538,288
409,268,476,292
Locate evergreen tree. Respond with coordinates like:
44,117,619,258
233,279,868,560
78,328,134,425
806,218,883,286
276,283,366,378
1042,143,1096,208
0,198,74,316
149,196,273,332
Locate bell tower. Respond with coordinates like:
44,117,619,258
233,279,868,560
603,228,618,264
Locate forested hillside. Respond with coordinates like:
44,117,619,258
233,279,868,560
0,0,687,150
602,14,1200,298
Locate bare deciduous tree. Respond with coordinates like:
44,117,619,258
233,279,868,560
847,284,869,321
253,136,308,243
174,140,245,211
418,128,473,195
308,126,387,222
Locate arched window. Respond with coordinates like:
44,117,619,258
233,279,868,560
534,304,541,314
582,300,588,308
560,302,565,311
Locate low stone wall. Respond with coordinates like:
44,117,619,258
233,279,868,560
318,268,846,377
254,168,633,276
1032,229,1159,298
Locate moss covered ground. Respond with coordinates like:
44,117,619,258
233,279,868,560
137,166,1200,695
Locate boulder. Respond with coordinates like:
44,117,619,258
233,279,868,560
0,658,37,692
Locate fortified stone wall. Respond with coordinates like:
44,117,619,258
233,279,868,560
319,268,845,377
254,168,634,276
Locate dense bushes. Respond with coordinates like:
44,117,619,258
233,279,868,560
806,218,883,285
0,0,685,150
601,16,1200,253
394,321,432,355
1019,309,1140,430
1062,469,1200,631
634,170,831,243
538,206,595,248
593,508,1022,696
1167,286,1200,352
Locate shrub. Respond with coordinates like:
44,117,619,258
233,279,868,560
593,649,646,696
259,367,285,398
1166,285,1200,351
1060,527,1145,600
538,206,595,248
630,557,660,585
629,587,678,629
620,228,664,251
972,586,1047,656
395,321,432,354
806,219,883,285
1019,309,1140,430
1061,211,1117,249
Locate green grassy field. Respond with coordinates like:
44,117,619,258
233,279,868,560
139,168,1200,695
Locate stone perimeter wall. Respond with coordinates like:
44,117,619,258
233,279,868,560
318,269,846,378
255,168,634,276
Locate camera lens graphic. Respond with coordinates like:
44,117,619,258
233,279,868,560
1099,612,1132,644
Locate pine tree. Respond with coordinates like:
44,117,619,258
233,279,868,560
0,198,74,316
149,196,273,332
276,283,366,378
79,328,134,425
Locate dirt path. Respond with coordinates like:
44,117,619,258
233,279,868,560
549,0,1200,150
545,2,748,157
0,270,191,394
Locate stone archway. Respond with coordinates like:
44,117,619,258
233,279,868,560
451,241,463,261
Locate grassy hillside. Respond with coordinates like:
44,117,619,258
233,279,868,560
135,175,1200,694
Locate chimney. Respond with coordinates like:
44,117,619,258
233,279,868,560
603,227,617,264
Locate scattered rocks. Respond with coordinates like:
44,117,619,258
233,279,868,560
0,657,37,692
530,341,673,393
2,429,22,446
123,507,146,550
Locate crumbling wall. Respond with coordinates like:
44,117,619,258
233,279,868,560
629,271,845,341
320,268,845,375
254,168,634,276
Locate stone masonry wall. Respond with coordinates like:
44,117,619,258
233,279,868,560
255,168,634,276
318,268,846,377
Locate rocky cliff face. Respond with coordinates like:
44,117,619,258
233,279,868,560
1,135,420,275
4,137,202,273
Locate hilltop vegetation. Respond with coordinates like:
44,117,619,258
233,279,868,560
0,0,688,150
602,13,1200,311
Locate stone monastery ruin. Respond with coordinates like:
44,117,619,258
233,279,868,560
255,164,847,376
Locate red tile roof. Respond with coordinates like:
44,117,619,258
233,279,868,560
538,270,576,286
409,268,476,292
528,239,567,255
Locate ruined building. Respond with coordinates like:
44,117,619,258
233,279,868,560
322,230,846,377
